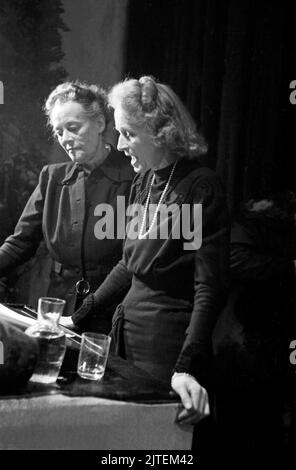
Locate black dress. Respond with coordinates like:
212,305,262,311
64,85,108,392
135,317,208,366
74,158,230,385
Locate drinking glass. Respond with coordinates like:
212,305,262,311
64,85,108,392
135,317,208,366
38,297,66,324
77,332,111,381
26,297,66,384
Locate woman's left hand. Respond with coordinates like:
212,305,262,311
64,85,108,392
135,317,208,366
171,373,210,425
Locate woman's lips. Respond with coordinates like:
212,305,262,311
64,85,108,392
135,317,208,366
68,148,83,157
131,156,139,165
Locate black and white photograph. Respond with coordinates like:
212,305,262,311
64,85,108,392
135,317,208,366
0,0,295,464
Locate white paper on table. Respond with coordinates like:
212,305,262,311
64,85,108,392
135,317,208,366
0,303,35,330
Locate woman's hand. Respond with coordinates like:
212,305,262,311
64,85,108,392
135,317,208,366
59,316,75,329
171,372,210,425
71,293,95,327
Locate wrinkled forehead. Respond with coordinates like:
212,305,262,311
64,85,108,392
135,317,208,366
114,107,140,130
50,100,87,127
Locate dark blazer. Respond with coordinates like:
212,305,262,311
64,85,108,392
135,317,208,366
0,148,134,313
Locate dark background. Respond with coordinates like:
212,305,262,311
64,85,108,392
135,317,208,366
126,0,296,213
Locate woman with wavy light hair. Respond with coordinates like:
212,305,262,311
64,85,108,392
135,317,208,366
71,76,229,425
108,76,208,172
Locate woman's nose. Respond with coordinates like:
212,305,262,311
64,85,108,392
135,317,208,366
60,129,73,147
117,134,127,152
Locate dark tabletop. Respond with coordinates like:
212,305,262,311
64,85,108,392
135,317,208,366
1,306,178,404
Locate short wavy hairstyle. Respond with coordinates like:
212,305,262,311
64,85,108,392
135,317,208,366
108,75,207,159
44,80,110,133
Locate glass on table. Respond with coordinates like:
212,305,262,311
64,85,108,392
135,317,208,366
25,297,67,384
77,332,111,381
38,297,66,325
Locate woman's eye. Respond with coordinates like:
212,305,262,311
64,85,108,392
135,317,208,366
124,130,132,139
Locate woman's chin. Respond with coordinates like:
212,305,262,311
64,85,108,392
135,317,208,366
68,152,90,165
131,161,144,173
133,165,142,173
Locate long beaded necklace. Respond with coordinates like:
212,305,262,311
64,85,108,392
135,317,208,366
138,161,177,239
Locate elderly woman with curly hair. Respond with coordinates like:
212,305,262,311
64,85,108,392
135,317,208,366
63,76,229,424
0,81,133,319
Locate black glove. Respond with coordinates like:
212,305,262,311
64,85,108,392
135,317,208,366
71,292,115,334
71,293,96,327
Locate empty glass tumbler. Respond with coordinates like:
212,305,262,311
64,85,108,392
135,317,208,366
77,333,111,381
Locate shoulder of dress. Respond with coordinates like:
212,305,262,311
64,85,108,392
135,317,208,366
188,165,219,181
45,161,73,172
188,166,225,193
42,162,75,181
174,165,220,195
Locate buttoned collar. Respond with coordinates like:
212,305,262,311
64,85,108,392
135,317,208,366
61,162,84,185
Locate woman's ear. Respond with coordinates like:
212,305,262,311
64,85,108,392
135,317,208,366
97,115,106,134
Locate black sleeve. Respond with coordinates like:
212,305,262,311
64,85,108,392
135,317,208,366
92,258,132,309
72,258,132,326
173,172,230,386
0,166,48,276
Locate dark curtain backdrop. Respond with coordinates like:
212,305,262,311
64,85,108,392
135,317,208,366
125,0,296,215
